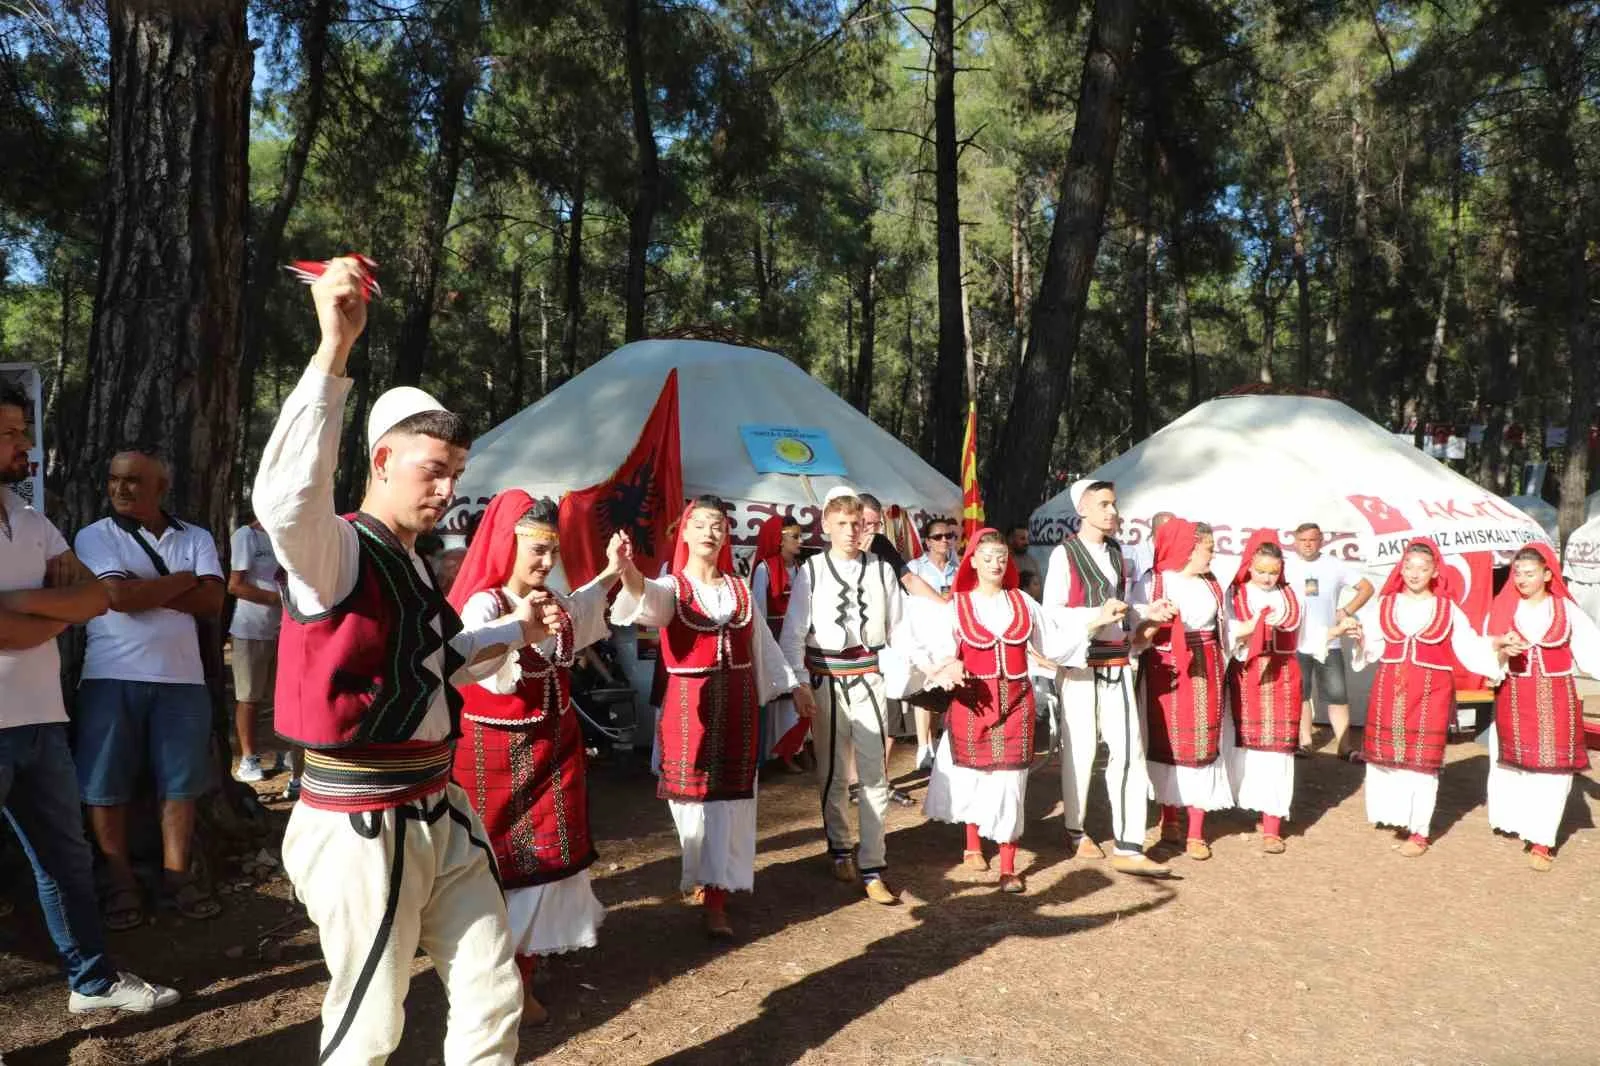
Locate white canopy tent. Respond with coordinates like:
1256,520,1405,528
444,338,960,562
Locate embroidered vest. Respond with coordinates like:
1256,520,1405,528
459,589,577,726
804,552,892,651
1505,598,1576,678
1377,595,1454,672
663,574,755,674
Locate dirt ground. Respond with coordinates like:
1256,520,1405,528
3,729,1598,1066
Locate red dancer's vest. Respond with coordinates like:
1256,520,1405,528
1494,597,1589,773
1364,595,1457,774
947,589,1036,771
1227,585,1304,754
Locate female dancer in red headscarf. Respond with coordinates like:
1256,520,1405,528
448,491,626,1025
751,515,807,772
1132,519,1233,861
1346,538,1510,857
1223,531,1304,855
1482,542,1600,870
889,528,1099,892
611,495,811,936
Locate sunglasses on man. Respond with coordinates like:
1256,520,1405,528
926,532,956,541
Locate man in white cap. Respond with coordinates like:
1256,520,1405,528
253,257,561,1063
778,486,905,904
1042,479,1170,876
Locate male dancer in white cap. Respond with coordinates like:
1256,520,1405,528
254,257,560,1063
1043,480,1171,876
779,487,905,903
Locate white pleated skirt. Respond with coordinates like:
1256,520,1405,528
1149,716,1237,811
1224,745,1296,819
667,795,758,893
922,733,1028,843
1484,723,1574,848
505,871,606,957
1364,764,1438,837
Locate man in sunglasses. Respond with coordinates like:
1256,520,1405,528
906,517,959,598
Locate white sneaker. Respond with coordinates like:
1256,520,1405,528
235,755,264,783
68,971,181,1014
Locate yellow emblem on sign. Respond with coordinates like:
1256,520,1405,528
773,437,815,465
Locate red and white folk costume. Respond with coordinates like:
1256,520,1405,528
1349,538,1503,846
1483,543,1600,859
751,516,805,762
1133,520,1235,837
889,533,1087,884
611,508,798,898
1222,531,1304,844
447,490,610,976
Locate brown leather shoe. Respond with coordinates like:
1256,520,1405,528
1161,820,1185,846
1262,835,1286,855
704,906,734,939
1394,838,1429,858
997,873,1026,894
830,855,860,883
1110,852,1171,878
962,849,989,871
1529,850,1554,872
521,988,550,1027
1186,838,1212,861
863,878,901,904
1073,836,1106,861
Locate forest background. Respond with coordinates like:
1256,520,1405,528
1,0,1596,546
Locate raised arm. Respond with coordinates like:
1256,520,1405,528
252,259,369,610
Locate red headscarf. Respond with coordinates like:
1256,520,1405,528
953,527,1019,594
1232,528,1286,660
447,488,537,613
1487,541,1571,636
754,515,793,601
1149,518,1210,707
671,500,735,577
1378,536,1460,602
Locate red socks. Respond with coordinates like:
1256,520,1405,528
1531,844,1551,858
1161,804,1182,827
1261,814,1282,838
1186,806,1206,841
965,823,982,852
998,842,1017,876
515,954,538,986
1408,833,1429,848
703,886,728,912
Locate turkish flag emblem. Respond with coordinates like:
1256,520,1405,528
1346,494,1412,534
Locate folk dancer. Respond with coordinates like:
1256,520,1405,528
448,492,625,1024
1346,538,1510,857
751,515,807,772
1043,479,1170,876
892,529,1097,892
255,258,560,1063
611,496,809,936
1132,519,1232,862
1223,532,1307,855
1482,543,1599,870
778,488,906,903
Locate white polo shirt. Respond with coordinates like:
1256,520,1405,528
229,523,281,641
1284,551,1361,654
0,487,72,728
75,513,223,685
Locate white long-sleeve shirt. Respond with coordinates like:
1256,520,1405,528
252,366,522,742
777,551,905,675
1130,569,1231,653
1348,594,1503,682
611,574,798,702
881,590,1089,699
460,577,612,695
1043,538,1128,645
1505,598,1600,676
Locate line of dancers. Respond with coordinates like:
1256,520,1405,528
259,258,1596,1064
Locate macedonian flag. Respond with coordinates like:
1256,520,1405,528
960,400,984,543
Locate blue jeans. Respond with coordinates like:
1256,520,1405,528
0,723,119,995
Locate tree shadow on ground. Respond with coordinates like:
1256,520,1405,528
652,863,1177,1064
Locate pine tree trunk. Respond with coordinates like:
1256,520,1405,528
508,260,525,414
561,178,586,380
1172,229,1201,404
1477,213,1519,493
623,0,658,342
70,0,251,542
1282,131,1313,388
392,2,477,386
987,0,1134,523
929,0,965,477
1125,147,1153,441
233,0,332,495
853,238,877,416
1553,43,1594,544
1340,93,1376,412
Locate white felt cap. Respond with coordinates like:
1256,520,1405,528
823,485,860,505
367,386,447,453
1069,478,1096,516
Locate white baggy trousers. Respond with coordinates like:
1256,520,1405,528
1057,664,1152,854
811,669,893,872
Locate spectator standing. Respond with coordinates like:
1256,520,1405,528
73,447,226,924
227,515,281,783
1283,522,1374,758
0,385,180,1011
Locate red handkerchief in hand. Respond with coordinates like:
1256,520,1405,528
285,254,382,301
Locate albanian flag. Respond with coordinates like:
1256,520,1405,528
558,369,683,589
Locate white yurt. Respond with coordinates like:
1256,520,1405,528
444,338,960,552
1506,495,1558,539
1565,514,1600,624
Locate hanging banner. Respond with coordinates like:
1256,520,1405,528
738,424,847,476
0,364,44,511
